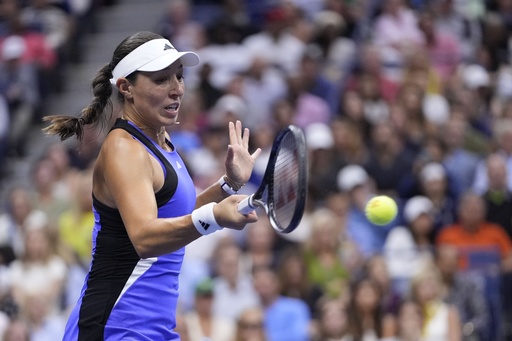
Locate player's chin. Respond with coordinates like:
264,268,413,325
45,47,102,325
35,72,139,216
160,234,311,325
161,113,179,126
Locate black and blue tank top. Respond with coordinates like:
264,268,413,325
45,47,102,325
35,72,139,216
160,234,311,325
63,119,197,340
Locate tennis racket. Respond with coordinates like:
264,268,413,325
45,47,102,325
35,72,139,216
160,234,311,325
238,125,308,234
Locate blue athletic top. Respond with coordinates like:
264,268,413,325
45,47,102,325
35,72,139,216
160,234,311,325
63,119,197,341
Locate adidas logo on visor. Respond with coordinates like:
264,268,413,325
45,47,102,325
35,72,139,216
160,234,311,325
109,39,198,85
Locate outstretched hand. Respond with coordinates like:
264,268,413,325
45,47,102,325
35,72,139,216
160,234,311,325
225,121,261,186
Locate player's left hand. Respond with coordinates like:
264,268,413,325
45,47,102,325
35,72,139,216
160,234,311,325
224,120,261,186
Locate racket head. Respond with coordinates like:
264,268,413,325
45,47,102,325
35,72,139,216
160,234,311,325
256,125,308,234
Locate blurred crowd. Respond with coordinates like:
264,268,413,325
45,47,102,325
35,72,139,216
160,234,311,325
1,0,512,340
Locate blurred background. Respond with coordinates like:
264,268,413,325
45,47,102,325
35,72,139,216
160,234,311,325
0,0,511,340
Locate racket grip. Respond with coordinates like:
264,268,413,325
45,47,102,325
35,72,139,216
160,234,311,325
238,195,257,215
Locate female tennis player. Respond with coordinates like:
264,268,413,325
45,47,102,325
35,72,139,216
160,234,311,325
43,31,261,340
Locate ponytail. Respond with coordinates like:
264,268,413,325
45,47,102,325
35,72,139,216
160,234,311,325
43,31,164,141
42,64,113,141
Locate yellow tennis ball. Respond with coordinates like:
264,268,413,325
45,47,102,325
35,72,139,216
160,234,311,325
365,195,398,225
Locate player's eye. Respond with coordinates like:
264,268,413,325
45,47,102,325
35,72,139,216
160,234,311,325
155,76,169,84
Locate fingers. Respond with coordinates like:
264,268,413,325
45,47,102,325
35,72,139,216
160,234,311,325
217,195,258,230
228,120,248,148
226,144,235,160
242,127,249,150
245,210,258,223
251,147,262,160
228,121,237,145
236,120,243,146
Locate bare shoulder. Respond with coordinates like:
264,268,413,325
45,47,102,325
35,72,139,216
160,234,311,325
100,129,147,159
96,128,154,174
93,129,153,206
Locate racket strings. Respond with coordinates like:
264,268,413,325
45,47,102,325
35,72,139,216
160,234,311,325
270,133,301,230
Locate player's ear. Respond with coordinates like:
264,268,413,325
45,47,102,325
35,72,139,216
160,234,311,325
117,78,132,99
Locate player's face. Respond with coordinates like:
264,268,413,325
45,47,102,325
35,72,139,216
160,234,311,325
130,60,185,126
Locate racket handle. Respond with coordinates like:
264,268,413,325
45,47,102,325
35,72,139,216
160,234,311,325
238,195,257,215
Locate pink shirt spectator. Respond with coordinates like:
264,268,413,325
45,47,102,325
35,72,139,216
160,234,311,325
293,92,331,129
425,32,461,82
373,7,424,52
0,33,56,70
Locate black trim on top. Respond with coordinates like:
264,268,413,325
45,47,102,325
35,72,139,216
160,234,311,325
110,118,178,206
76,119,179,340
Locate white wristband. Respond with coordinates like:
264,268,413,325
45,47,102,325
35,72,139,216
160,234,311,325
218,176,238,195
191,203,223,235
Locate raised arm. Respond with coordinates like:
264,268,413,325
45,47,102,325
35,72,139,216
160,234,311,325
196,120,261,207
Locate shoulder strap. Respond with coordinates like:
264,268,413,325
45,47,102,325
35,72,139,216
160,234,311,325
110,118,177,207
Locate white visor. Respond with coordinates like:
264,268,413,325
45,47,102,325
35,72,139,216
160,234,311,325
110,38,200,85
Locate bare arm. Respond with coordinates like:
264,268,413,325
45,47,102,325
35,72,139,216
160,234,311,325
95,131,257,259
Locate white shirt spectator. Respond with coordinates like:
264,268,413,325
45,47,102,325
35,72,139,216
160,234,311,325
212,275,260,321
242,30,306,75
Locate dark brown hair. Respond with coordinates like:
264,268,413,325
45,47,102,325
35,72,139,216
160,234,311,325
42,31,163,141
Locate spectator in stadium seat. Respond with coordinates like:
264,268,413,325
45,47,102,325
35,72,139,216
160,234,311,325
372,0,425,82
436,191,512,272
0,34,40,157
432,0,482,63
384,195,435,294
314,298,351,341
441,114,482,195
0,185,48,258
435,244,489,341
344,42,400,104
298,44,340,115
240,218,280,274
235,55,288,129
395,300,423,341
337,164,395,258
242,5,306,75
365,255,402,316
183,277,235,341
8,227,67,317
364,121,415,197
304,122,340,204
330,117,369,167
401,48,443,96
276,246,325,316
282,70,332,129
233,307,267,341
346,275,397,340
417,9,462,84
154,0,206,52
473,118,512,195
252,265,311,341
410,261,462,341
302,208,349,300
212,242,260,321
480,153,512,239
416,162,458,238
57,169,94,266
21,292,66,341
